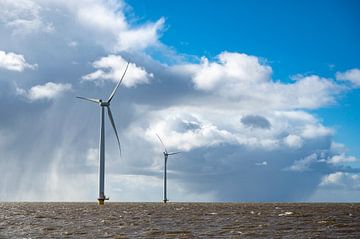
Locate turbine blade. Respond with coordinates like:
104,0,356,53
76,96,100,103
168,152,181,155
107,106,121,156
107,60,130,103
155,133,168,153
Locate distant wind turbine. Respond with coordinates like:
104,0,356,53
156,134,180,203
77,61,129,205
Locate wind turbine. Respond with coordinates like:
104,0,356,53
77,61,129,205
156,134,180,203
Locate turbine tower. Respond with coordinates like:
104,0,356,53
156,134,180,203
77,62,129,205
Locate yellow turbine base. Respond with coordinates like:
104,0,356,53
98,199,105,205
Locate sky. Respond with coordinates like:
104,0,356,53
0,0,359,202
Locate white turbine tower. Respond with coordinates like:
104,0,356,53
77,62,129,205
156,134,180,203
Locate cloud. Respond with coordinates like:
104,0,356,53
142,104,334,153
61,0,164,51
284,134,303,149
145,111,234,152
328,154,357,165
330,142,348,154
75,0,127,34
115,18,165,52
17,82,72,101
185,52,272,91
308,171,360,202
301,123,333,139
173,53,343,110
241,115,271,129
336,68,360,87
0,50,37,71
0,0,54,35
1,0,163,50
288,153,321,172
319,172,360,190
82,55,153,87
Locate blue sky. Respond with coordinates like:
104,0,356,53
0,0,359,202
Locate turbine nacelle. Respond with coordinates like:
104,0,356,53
164,151,180,157
100,101,109,107
75,97,109,106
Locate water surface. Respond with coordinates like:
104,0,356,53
0,202,359,238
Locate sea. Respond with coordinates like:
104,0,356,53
0,202,359,238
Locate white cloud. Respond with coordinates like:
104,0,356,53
82,55,153,87
336,68,360,87
274,110,316,123
320,172,360,190
321,172,343,185
288,75,342,109
136,104,333,153
17,82,72,101
328,154,357,165
173,52,343,110
0,50,37,72
76,1,127,34
145,111,234,152
115,18,165,51
187,52,272,91
301,124,333,139
1,0,163,50
284,134,303,149
0,0,54,35
60,0,164,51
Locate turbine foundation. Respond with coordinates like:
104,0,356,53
98,199,105,205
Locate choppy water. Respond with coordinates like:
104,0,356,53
0,202,359,238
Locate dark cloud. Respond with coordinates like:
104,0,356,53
169,136,337,202
241,115,271,129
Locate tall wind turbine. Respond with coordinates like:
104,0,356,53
77,62,129,205
156,134,180,203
